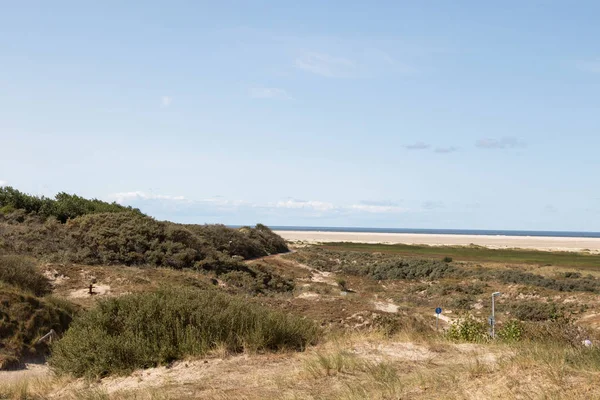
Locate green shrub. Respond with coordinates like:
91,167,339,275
50,288,319,378
509,301,564,322
497,320,523,342
0,186,140,223
287,248,455,281
442,256,453,263
446,316,489,342
221,263,294,294
0,287,75,369
0,255,51,296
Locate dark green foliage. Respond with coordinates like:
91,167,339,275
287,247,455,281
442,256,453,263
0,286,75,369
221,263,295,294
367,259,456,280
0,186,140,223
0,255,51,296
49,288,319,378
0,212,289,272
508,301,565,322
494,269,600,293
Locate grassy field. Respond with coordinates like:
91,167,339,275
320,242,600,270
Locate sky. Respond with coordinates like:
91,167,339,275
1,1,600,231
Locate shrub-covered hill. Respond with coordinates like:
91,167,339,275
0,186,141,223
0,187,289,268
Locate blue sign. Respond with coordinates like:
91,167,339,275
435,307,442,314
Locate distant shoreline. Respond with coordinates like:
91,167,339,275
274,230,600,253
267,226,600,239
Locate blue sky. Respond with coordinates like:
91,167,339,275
2,1,600,231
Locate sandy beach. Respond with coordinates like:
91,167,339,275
275,230,600,253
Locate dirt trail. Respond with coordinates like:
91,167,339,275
263,253,339,287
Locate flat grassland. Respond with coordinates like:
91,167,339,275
320,242,600,270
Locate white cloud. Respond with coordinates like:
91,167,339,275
349,204,406,213
476,137,525,149
109,191,412,219
0,180,7,187
110,191,187,204
295,52,356,78
250,87,292,100
274,199,336,212
434,146,458,154
404,142,430,150
576,58,600,73
161,96,173,107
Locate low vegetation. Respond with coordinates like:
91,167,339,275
320,241,600,270
0,255,51,296
287,247,600,293
50,288,319,378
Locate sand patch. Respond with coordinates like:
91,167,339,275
373,301,398,313
69,284,111,298
298,292,320,299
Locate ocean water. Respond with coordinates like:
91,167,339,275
267,226,600,239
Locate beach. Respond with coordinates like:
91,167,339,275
275,230,600,253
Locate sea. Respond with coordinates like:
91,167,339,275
266,226,600,239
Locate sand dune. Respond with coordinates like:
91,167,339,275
275,230,600,253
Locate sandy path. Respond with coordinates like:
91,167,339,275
276,231,600,253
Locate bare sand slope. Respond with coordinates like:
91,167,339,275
275,230,600,253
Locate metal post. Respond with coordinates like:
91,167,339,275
492,293,495,339
491,292,500,339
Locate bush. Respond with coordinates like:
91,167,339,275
50,288,319,377
497,320,523,342
0,255,51,296
442,256,453,263
221,263,295,294
509,301,564,322
0,287,75,369
287,248,455,281
446,316,489,342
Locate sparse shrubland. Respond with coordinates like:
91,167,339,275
50,288,319,377
288,247,600,293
